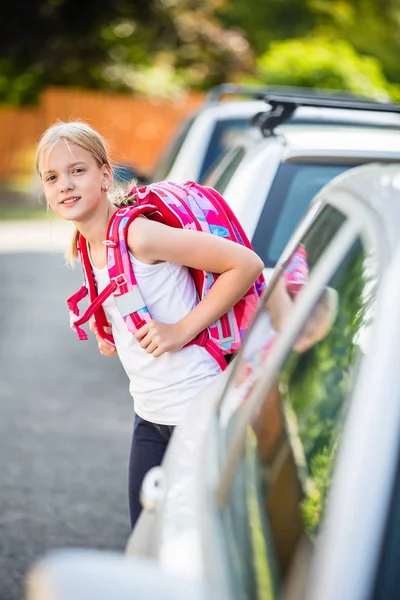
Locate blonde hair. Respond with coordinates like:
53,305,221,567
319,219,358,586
36,121,112,263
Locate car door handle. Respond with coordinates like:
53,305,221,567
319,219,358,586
140,466,166,512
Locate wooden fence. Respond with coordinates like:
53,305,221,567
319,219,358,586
0,87,205,184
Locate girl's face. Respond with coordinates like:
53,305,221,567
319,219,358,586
39,140,112,222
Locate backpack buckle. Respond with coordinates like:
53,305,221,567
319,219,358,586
113,274,127,287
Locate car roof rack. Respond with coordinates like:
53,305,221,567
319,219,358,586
206,84,352,104
253,92,400,137
205,84,270,104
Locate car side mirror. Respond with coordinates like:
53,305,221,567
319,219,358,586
26,550,208,600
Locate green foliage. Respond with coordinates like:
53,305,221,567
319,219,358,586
301,443,337,536
219,0,400,87
281,242,375,536
216,0,318,55
2,0,400,105
253,37,393,101
0,0,253,105
308,0,400,84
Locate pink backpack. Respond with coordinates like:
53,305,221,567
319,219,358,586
67,181,266,371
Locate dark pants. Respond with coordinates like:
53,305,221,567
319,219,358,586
128,414,175,529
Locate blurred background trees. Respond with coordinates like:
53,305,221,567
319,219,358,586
0,0,252,105
1,0,400,105
218,0,400,100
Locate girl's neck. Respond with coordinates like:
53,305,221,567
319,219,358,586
74,202,118,253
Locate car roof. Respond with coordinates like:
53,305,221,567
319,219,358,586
276,125,400,159
192,99,400,128
190,99,267,120
286,106,400,128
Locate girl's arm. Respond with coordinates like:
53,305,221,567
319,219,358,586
128,217,264,357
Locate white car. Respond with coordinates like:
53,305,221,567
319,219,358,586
151,93,267,184
205,94,400,279
152,87,400,185
27,164,400,600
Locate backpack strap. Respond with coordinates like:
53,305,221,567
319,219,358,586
67,284,90,340
68,204,159,343
67,234,120,345
107,204,160,334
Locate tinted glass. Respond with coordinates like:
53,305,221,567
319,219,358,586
252,162,356,268
219,208,378,599
203,146,246,194
199,118,252,181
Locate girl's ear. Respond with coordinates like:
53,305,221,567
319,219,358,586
102,164,113,190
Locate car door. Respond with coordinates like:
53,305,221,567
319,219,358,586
203,194,384,600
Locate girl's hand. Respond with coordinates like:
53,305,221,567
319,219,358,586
135,320,188,358
89,320,118,357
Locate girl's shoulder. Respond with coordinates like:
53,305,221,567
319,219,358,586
127,216,169,264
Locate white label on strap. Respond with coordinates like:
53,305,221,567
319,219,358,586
114,288,147,317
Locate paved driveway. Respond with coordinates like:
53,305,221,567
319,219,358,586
0,221,133,599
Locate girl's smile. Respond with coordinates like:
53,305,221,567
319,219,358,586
60,195,81,206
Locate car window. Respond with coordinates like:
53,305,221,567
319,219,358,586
151,116,195,181
203,146,246,194
218,207,378,599
252,162,357,268
199,118,253,182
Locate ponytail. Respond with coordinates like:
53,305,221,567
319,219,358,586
66,228,80,265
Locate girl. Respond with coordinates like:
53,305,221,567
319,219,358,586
36,121,264,529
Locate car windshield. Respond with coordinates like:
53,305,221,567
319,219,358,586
252,162,356,268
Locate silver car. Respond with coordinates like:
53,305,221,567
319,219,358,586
27,164,400,600
153,87,400,186
205,94,400,281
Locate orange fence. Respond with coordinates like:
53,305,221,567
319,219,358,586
0,87,205,184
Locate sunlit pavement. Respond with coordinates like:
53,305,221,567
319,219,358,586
0,219,75,253
0,228,133,600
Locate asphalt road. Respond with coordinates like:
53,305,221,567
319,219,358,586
0,250,133,600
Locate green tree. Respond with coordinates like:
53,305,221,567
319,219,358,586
0,0,253,105
217,0,318,55
218,0,400,90
308,0,400,85
251,37,393,100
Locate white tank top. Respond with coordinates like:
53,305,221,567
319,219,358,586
91,253,221,425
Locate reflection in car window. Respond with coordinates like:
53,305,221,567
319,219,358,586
219,205,346,427
219,210,378,599
252,162,357,268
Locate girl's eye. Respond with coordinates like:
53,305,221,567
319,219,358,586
73,167,85,174
46,175,56,182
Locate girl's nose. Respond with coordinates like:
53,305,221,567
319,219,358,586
60,177,74,193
